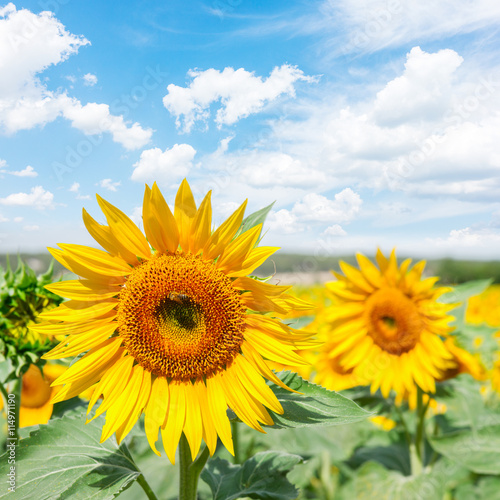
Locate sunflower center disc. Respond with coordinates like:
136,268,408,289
118,253,246,381
365,288,423,355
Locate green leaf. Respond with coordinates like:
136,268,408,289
234,202,275,240
338,459,466,500
455,476,500,500
429,425,500,474
268,372,372,429
0,414,142,500
439,279,492,305
201,451,302,500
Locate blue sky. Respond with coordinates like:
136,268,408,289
1,0,500,259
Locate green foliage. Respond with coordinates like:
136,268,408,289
267,371,372,429
201,451,302,500
0,257,63,382
234,201,275,241
0,414,140,500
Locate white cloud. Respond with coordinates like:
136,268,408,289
0,214,8,222
0,165,38,177
97,178,121,192
328,0,500,54
322,224,347,237
292,189,362,223
373,47,464,126
62,101,152,150
0,5,152,150
68,181,91,199
0,186,54,209
23,224,39,231
432,226,500,250
131,144,196,185
13,216,23,222
239,152,327,188
129,206,142,227
83,73,97,86
163,65,315,132
267,209,301,234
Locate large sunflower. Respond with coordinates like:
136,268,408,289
324,249,456,398
32,180,314,463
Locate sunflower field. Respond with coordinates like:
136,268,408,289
1,183,500,500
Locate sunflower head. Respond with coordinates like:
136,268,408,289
34,180,315,463
323,249,456,399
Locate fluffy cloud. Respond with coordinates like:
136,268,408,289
0,4,152,149
0,186,54,209
0,164,38,177
292,189,362,223
322,224,347,237
266,189,362,234
97,178,121,192
83,73,97,86
131,144,196,185
163,65,314,132
373,47,464,126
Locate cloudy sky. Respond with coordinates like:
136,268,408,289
1,0,499,259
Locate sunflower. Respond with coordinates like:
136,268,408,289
0,363,66,427
32,180,314,463
323,249,456,399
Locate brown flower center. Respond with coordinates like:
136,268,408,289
117,253,246,381
365,288,423,355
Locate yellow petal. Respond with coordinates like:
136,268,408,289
144,376,170,456
228,246,279,278
116,368,151,443
82,208,138,265
38,299,118,322
88,355,134,419
97,194,151,260
143,183,180,254
194,380,218,456
204,200,247,260
206,374,234,455
48,248,126,285
100,364,144,442
51,338,123,386
174,179,197,253
161,382,187,464
217,224,262,272
191,191,212,254
45,280,119,301
183,382,203,460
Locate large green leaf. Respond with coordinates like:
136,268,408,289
455,476,500,500
268,372,372,429
439,279,492,305
338,459,466,500
0,414,142,500
429,425,500,474
234,202,275,240
201,451,302,500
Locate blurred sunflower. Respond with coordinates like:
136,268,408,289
32,180,315,463
0,363,66,427
323,249,456,398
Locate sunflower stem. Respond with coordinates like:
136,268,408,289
179,433,209,500
413,385,430,474
137,474,159,500
231,420,241,464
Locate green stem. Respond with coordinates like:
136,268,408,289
231,420,241,464
137,474,159,500
414,386,430,472
179,433,210,500
394,403,412,450
0,383,9,407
